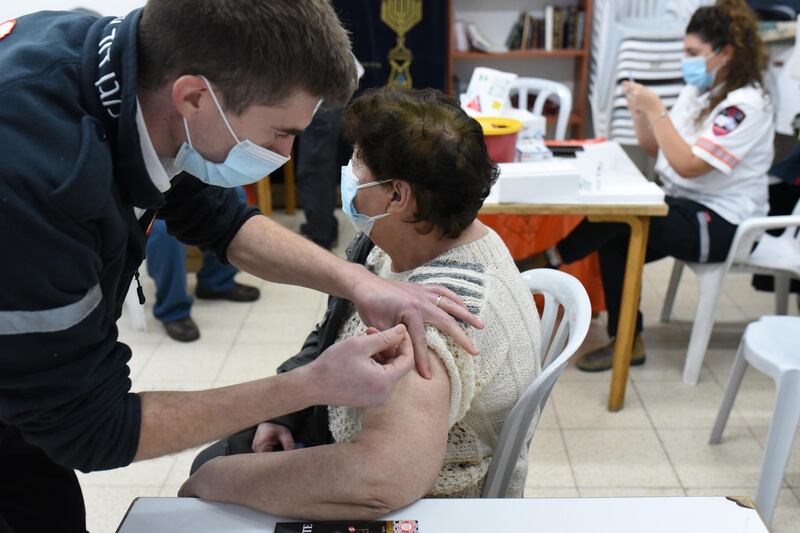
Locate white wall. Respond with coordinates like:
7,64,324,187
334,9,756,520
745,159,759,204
1,1,144,21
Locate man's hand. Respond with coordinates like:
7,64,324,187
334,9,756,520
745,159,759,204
252,423,295,453
350,274,484,379
304,324,414,408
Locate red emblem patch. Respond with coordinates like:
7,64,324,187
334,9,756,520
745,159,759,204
712,106,746,136
395,521,417,533
0,19,16,40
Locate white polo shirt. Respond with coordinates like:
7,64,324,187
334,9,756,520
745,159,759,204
655,84,774,224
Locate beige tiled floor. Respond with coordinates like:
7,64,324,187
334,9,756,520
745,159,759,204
79,210,800,532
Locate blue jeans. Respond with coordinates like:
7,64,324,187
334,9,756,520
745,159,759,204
145,187,245,323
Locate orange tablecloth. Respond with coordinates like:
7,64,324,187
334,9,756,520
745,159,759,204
479,214,606,313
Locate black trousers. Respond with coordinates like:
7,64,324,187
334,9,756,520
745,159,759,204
295,107,343,249
557,196,738,337
0,423,87,533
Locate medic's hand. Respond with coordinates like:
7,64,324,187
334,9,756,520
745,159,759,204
350,274,484,379
251,422,295,453
622,81,664,117
305,324,415,408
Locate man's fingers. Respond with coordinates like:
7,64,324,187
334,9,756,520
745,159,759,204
359,324,407,354
427,311,480,356
404,318,432,379
425,285,468,309
432,296,484,330
380,331,415,378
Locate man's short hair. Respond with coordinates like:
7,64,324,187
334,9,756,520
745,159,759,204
137,0,357,114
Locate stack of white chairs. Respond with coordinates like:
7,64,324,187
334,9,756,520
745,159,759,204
590,0,712,143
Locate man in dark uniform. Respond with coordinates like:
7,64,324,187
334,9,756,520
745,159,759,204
0,2,482,531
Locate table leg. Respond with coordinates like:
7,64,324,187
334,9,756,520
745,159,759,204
256,176,273,217
586,215,651,411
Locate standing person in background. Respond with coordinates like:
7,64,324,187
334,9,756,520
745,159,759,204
295,108,344,250
146,186,260,342
515,0,774,372
295,0,450,250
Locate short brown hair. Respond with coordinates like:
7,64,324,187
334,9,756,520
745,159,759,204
344,87,499,239
137,0,357,114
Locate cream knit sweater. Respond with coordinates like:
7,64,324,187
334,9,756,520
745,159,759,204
328,228,542,497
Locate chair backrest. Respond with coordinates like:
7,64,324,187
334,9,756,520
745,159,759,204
481,269,591,498
508,78,573,140
619,0,669,19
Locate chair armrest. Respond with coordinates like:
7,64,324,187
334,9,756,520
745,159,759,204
729,215,800,264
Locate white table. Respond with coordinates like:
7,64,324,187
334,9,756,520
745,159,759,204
480,141,668,411
117,497,768,533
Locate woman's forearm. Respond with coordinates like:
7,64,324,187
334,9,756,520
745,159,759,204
632,112,658,157
181,439,419,520
648,108,712,178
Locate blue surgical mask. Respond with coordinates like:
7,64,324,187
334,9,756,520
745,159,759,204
340,160,391,236
174,76,289,188
681,50,719,91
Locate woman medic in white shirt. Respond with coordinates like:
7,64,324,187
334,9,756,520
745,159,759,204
516,0,775,371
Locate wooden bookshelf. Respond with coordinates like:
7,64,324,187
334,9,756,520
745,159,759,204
447,0,593,139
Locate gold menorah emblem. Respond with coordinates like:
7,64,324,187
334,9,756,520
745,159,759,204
380,0,422,88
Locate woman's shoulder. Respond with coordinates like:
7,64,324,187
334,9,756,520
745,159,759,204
720,84,771,112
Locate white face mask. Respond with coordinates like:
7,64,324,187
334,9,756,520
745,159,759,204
340,160,391,236
174,76,289,187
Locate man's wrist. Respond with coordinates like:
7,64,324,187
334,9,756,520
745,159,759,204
339,261,370,302
284,363,325,407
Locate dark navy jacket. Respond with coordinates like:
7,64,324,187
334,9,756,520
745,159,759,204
0,10,258,472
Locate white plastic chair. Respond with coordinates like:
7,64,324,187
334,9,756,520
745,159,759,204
508,78,573,141
660,202,800,385
709,315,800,526
124,279,148,332
482,269,591,498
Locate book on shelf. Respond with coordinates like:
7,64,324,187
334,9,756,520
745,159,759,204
520,11,532,50
501,4,585,53
505,12,523,49
553,7,564,50
575,10,585,50
544,5,554,51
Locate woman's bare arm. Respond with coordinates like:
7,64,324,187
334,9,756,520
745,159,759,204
179,350,452,519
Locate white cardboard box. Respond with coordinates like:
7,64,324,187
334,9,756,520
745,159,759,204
497,160,581,203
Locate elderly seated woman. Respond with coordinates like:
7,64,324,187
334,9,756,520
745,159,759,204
180,87,542,518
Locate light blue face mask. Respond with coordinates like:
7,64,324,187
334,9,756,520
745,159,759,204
681,50,719,91
340,160,391,236
174,76,289,188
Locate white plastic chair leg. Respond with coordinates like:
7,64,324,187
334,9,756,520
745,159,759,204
125,281,147,332
660,260,684,323
773,275,790,315
683,265,727,385
755,372,800,525
709,340,748,444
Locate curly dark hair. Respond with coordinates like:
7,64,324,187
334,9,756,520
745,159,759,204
686,0,768,122
343,87,499,239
